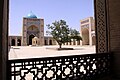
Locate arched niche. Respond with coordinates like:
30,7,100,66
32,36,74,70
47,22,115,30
17,39,21,46
29,34,35,45
45,40,48,45
81,28,89,45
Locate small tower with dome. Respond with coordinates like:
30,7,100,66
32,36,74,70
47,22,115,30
22,12,44,46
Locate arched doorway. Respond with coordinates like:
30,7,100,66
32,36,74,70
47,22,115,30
29,35,35,45
45,40,47,45
27,25,39,45
11,39,15,46
17,39,21,46
82,28,89,45
49,40,52,45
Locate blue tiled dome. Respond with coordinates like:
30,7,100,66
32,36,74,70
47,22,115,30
26,12,37,18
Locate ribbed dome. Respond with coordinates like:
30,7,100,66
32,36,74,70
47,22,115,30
26,12,37,18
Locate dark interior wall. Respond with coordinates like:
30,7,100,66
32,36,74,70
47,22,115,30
109,0,120,52
0,0,8,80
108,0,120,78
0,0,3,79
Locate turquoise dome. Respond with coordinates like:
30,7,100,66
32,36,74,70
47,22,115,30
26,12,37,18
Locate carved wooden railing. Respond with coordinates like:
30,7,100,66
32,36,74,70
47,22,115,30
7,53,111,80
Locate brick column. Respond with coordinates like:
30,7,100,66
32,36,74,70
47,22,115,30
107,0,120,78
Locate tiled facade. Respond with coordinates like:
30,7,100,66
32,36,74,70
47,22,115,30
22,17,44,46
80,17,96,45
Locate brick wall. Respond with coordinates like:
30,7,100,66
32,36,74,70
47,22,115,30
108,0,120,78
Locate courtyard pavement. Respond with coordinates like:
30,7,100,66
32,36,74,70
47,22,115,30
9,45,95,60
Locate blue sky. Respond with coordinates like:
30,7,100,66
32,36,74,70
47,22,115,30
9,0,94,36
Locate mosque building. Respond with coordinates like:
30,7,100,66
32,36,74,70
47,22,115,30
9,12,95,46
9,12,56,46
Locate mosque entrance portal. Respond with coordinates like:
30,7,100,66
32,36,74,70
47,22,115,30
29,35,35,45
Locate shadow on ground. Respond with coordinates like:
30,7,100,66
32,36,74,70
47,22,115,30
46,47,85,51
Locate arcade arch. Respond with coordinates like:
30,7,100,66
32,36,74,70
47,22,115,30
45,40,48,45
17,39,21,46
11,39,15,46
49,40,52,45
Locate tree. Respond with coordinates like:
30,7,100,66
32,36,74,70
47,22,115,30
47,20,82,48
47,20,71,48
69,28,82,41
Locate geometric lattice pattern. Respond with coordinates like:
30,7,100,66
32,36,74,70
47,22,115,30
8,53,111,80
95,0,108,53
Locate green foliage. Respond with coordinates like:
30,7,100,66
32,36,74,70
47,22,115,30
69,28,82,41
47,20,82,48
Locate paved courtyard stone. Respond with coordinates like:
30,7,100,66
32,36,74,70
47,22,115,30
9,45,95,60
